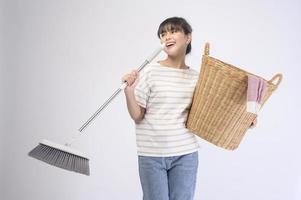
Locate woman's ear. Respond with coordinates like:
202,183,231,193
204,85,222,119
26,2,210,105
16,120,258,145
186,34,192,44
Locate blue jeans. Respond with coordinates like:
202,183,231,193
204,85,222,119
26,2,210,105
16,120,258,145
138,151,198,200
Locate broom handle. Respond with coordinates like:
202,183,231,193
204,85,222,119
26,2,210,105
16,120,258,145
78,43,165,133
78,60,147,133
65,44,165,146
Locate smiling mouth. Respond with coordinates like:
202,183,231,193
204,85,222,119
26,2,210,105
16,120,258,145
166,43,175,48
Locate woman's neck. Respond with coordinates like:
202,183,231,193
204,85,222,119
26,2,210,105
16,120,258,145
159,55,188,69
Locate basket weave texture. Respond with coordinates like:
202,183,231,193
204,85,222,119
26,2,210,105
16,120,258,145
186,43,282,150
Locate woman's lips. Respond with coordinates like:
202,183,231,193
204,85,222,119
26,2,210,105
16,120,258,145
166,43,175,48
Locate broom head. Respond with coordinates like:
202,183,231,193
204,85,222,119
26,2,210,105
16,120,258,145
28,139,90,176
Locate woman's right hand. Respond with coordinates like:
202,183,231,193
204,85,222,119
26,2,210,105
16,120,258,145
121,69,139,91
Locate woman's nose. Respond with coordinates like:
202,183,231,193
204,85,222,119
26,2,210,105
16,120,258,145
164,32,172,41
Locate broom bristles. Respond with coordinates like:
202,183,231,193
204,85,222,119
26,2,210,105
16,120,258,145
28,141,90,176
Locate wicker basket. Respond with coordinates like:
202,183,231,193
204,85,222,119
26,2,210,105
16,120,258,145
186,43,282,150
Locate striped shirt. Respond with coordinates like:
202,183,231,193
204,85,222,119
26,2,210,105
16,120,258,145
134,62,200,157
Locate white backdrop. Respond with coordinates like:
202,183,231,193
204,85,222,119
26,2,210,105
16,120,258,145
1,0,301,199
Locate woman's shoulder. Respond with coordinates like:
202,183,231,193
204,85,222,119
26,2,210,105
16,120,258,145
188,67,199,76
147,62,161,69
146,62,199,76
141,62,161,74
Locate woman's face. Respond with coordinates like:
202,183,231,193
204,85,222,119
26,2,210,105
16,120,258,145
159,28,191,57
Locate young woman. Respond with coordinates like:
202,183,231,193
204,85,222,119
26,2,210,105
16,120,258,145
122,16,256,200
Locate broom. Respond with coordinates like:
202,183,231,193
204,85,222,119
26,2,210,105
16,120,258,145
28,43,166,176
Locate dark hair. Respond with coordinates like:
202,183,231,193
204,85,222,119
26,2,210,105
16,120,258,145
157,17,192,55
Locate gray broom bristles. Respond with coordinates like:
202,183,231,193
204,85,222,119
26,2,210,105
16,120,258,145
28,43,165,176
28,140,90,176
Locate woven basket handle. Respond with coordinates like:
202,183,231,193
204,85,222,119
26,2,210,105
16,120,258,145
204,42,210,56
268,73,283,88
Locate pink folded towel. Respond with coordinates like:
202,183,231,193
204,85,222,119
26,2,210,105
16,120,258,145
247,74,267,114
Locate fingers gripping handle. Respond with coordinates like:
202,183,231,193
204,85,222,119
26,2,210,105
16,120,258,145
119,42,166,90
120,82,128,90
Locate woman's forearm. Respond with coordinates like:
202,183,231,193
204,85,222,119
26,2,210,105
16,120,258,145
124,89,145,122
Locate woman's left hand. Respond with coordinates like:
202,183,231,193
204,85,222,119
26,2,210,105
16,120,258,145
249,117,257,129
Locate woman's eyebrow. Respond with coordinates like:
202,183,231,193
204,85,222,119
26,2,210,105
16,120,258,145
160,25,181,36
